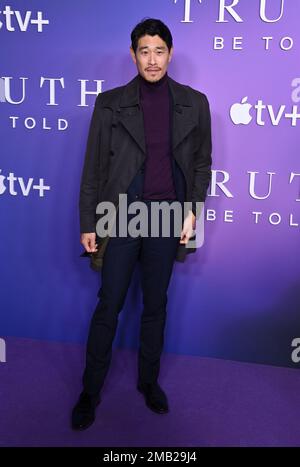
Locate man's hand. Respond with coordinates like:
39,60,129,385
180,210,196,245
81,232,98,253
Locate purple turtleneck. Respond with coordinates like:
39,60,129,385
138,72,177,200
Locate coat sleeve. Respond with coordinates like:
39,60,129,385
79,93,103,234
191,93,212,218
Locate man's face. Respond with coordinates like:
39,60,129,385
130,34,173,83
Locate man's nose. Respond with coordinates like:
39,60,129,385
148,52,156,65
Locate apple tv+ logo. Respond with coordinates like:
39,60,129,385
230,96,300,126
0,169,50,197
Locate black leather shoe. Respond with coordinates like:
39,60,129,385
71,391,101,430
137,382,169,414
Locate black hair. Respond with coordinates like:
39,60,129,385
130,18,173,53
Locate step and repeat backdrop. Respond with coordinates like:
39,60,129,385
1,0,299,368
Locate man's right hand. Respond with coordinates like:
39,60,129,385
81,232,98,253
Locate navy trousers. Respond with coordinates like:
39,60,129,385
82,199,181,396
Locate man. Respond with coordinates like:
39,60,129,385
72,18,212,430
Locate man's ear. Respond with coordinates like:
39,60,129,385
168,46,174,63
129,46,137,64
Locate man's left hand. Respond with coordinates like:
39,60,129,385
180,210,196,244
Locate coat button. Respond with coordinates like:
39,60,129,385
112,123,117,128
109,149,114,156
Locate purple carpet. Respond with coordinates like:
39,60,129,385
0,337,299,447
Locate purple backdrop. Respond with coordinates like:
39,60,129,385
1,0,299,368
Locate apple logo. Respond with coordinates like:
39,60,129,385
0,169,7,195
230,97,252,125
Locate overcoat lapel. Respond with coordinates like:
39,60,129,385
117,74,198,157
